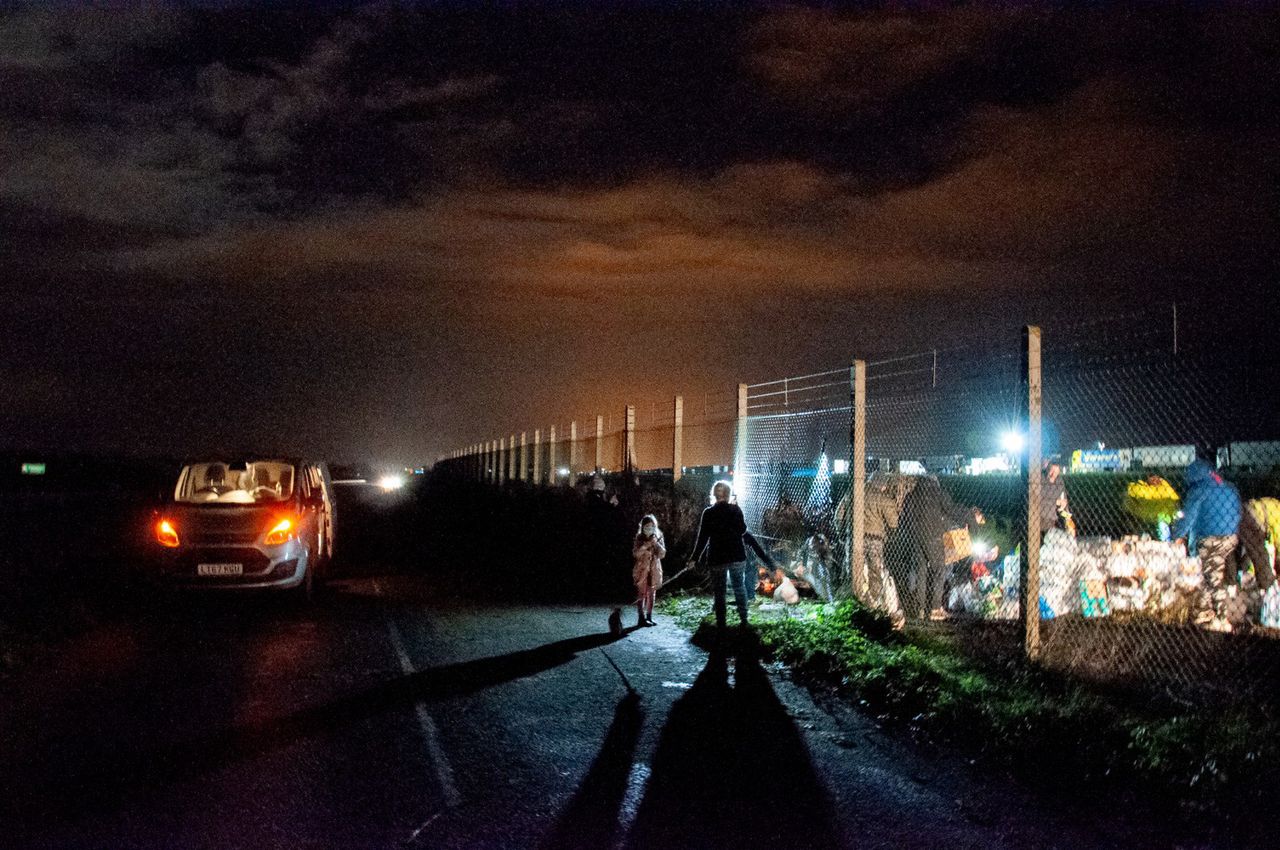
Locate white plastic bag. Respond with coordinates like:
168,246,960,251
1261,584,1280,629
773,575,800,605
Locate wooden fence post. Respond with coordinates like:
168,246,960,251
519,432,528,483
533,428,542,484
734,383,748,497
595,415,604,472
569,421,578,479
624,405,637,472
672,395,684,482
851,360,867,601
1023,325,1043,661
549,425,558,485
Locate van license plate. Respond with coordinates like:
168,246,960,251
198,563,243,576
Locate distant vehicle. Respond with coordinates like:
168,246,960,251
148,458,336,600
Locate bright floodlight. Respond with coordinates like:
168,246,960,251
999,430,1025,454
378,474,405,491
557,467,570,477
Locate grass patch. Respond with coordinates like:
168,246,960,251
658,592,1279,825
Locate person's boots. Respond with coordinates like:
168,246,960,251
637,603,646,628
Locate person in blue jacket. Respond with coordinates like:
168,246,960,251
1172,459,1242,631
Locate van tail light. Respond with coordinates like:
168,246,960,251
155,519,180,548
264,515,298,545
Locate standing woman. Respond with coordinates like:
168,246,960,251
690,480,775,633
632,514,665,627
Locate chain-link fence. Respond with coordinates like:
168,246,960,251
1032,313,1279,697
738,346,1026,619
733,308,1279,698
737,369,855,604
437,304,1279,698
437,390,736,486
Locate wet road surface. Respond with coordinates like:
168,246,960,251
0,570,1198,849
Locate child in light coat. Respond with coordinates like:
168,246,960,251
632,514,665,627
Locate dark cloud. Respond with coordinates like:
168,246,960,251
1,1,1276,461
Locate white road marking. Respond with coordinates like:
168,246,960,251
374,581,462,810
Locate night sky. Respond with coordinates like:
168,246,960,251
2,2,1276,464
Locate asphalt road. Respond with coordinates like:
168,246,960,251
0,553,1208,850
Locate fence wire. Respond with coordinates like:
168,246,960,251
438,304,1279,699
733,312,1279,698
1031,316,1279,696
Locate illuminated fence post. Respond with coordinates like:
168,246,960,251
519,432,528,482
624,405,637,472
672,395,684,482
533,428,542,483
482,441,490,483
1022,325,1043,661
569,421,578,477
489,440,497,484
548,425,558,485
850,360,868,601
734,383,748,490
595,415,604,472
506,434,514,481
498,437,507,485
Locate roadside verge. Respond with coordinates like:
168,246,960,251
660,593,1278,846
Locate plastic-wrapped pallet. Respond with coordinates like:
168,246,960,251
997,550,1020,619
1262,585,1280,629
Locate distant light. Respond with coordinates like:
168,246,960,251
967,455,1011,475
1097,441,1106,451
1000,431,1025,454
20,462,46,475
832,459,849,475
378,475,405,491
558,467,570,477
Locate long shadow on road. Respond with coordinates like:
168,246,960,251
7,628,624,830
541,691,645,850
625,644,842,850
